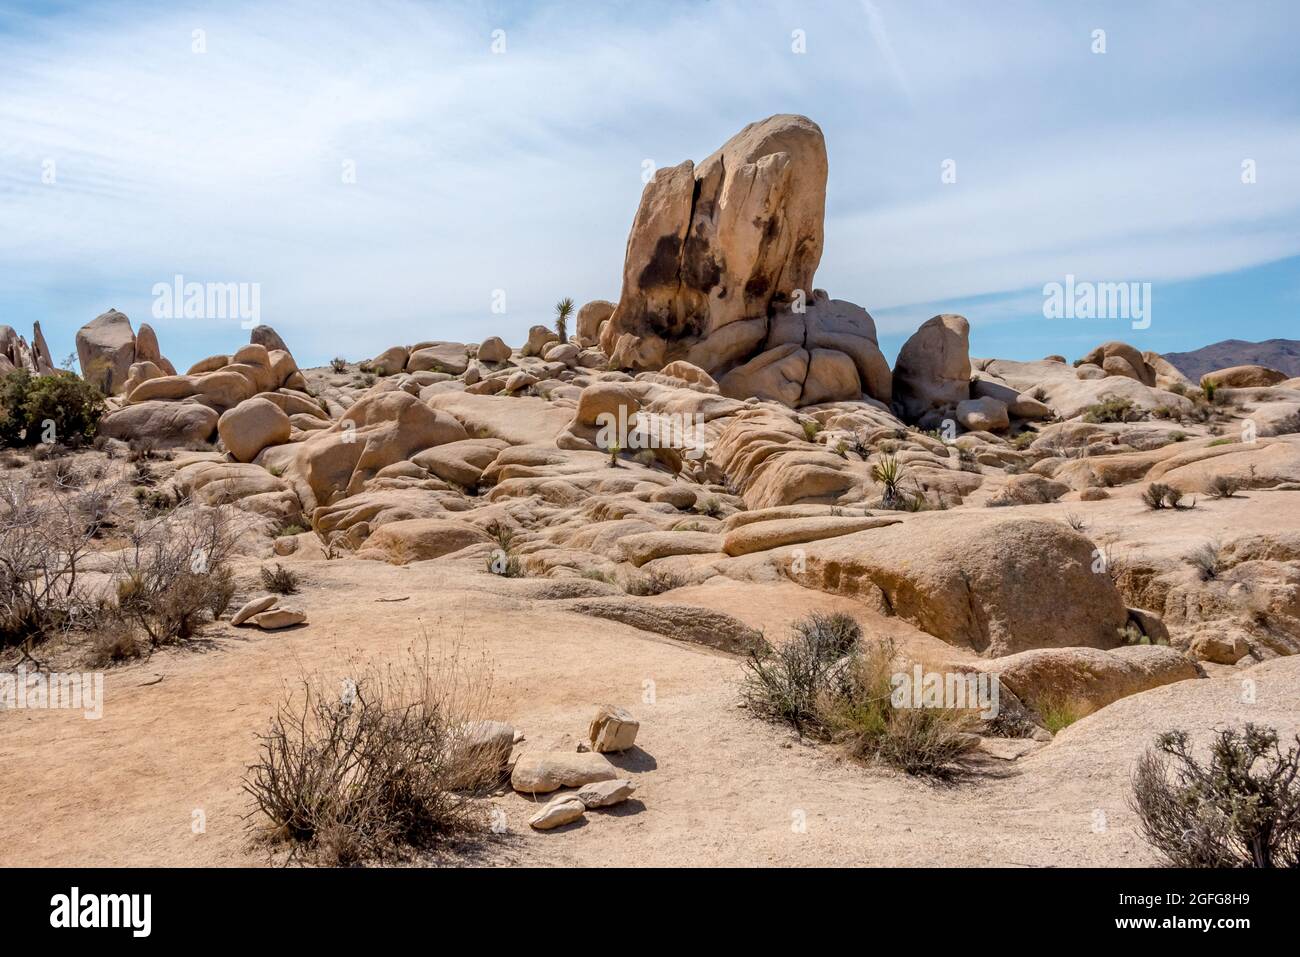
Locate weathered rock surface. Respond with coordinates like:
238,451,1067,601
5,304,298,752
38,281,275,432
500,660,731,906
511,751,618,795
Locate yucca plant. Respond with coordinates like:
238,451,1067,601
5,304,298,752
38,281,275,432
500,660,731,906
872,454,905,510
554,297,575,342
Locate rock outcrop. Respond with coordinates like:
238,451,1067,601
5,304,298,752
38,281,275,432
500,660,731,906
597,114,887,408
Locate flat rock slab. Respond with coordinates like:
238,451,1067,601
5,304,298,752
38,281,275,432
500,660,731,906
248,608,307,630
721,515,900,556
576,778,637,809
511,751,617,795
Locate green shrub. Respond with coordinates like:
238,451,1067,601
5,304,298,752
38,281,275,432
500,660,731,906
0,371,105,447
1082,395,1145,424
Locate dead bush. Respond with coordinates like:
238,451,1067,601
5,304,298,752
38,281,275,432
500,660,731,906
260,563,299,595
1131,725,1300,867
740,613,860,735
244,640,498,865
111,505,240,648
0,476,119,652
85,618,146,667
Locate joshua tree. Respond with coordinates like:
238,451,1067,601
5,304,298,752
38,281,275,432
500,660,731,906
554,297,575,342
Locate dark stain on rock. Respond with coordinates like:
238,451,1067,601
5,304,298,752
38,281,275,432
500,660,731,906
681,233,721,292
638,235,683,290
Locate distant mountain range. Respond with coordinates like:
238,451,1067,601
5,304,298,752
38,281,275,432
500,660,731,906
1161,339,1300,381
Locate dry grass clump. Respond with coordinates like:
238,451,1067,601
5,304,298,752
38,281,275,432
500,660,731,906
244,640,499,866
1035,693,1093,734
1131,725,1300,867
482,520,525,578
741,614,973,776
1185,540,1223,581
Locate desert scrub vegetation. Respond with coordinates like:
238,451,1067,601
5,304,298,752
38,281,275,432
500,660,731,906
1141,482,1195,510
1131,725,1300,867
741,614,973,776
0,475,119,654
260,563,300,595
243,640,501,865
1082,395,1146,424
1206,474,1242,499
482,519,524,578
1035,694,1092,734
624,567,687,596
330,357,348,373
871,454,907,510
109,506,240,650
1185,540,1223,581
694,495,723,518
0,370,105,447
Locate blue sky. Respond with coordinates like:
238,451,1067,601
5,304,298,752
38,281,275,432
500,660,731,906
1,0,1297,370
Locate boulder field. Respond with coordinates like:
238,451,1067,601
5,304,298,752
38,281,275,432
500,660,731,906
5,112,1299,868
75,114,1299,686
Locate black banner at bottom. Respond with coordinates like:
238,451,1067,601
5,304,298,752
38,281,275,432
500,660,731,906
0,866,1282,942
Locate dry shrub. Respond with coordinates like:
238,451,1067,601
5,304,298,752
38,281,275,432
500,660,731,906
0,476,120,651
741,614,974,776
821,638,976,776
1131,725,1300,867
741,612,861,734
244,639,499,866
624,567,686,596
112,505,240,648
1142,482,1193,510
260,563,299,595
85,618,146,667
1207,474,1242,499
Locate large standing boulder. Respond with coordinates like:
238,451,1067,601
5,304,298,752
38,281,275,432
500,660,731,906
250,325,292,360
134,323,176,376
30,322,56,375
75,309,137,395
218,396,292,463
892,314,972,424
576,300,615,344
1079,341,1156,386
600,114,827,374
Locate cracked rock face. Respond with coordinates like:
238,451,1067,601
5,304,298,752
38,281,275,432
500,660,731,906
598,114,889,408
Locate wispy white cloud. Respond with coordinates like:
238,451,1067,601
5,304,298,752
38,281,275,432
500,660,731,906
0,0,1297,367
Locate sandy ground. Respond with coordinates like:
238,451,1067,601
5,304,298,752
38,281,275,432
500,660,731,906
2,554,1296,868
